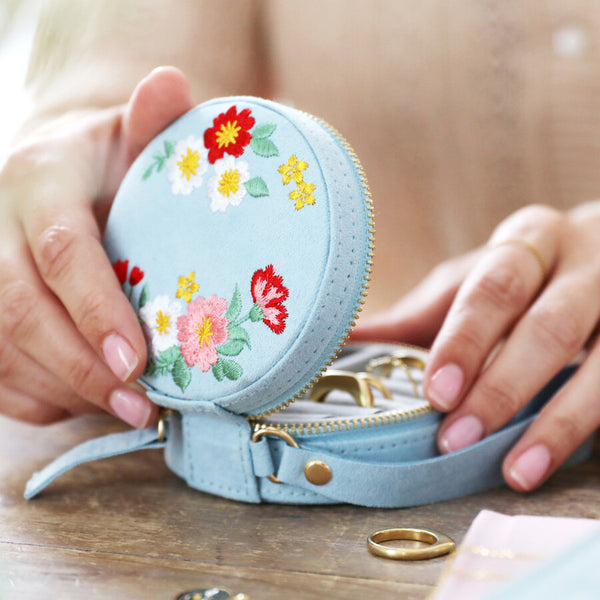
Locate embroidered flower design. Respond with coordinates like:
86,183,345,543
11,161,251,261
141,265,289,388
166,135,208,195
204,105,255,164
289,181,316,210
129,266,144,286
279,155,316,210
140,295,182,357
250,265,289,334
113,260,129,285
278,155,307,185
114,259,148,305
207,156,250,213
177,295,229,372
176,272,200,303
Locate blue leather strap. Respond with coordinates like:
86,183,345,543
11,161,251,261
25,427,165,499
251,415,593,507
24,365,594,505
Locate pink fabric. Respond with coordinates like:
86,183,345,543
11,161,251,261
431,510,600,600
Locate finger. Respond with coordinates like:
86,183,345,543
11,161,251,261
0,382,70,425
0,337,103,414
0,260,157,428
19,190,147,383
437,265,600,453
423,206,561,412
352,249,482,347
123,66,194,161
502,340,600,491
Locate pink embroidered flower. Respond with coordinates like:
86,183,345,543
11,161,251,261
177,295,229,371
129,266,144,286
204,105,255,164
251,265,289,334
113,260,129,285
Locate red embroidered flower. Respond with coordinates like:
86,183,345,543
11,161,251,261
204,105,255,164
129,266,144,286
113,260,129,285
177,295,229,371
251,265,289,334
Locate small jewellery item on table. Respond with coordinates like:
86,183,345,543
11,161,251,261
367,527,455,561
175,589,250,600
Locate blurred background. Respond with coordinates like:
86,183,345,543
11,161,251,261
0,0,40,165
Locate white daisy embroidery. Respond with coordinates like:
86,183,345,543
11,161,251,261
140,295,183,356
207,156,250,212
166,135,208,195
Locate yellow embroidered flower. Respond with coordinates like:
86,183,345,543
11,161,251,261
278,155,308,185
289,181,316,210
176,272,200,303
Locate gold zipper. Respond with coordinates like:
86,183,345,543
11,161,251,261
250,403,433,438
245,112,376,421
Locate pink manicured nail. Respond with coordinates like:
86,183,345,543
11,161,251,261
440,415,484,453
509,444,552,491
109,389,152,428
103,334,138,381
428,363,464,410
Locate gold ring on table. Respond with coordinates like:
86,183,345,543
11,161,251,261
367,527,455,561
493,238,548,280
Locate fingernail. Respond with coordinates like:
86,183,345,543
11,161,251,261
428,363,464,410
109,388,152,428
440,415,484,453
509,444,552,491
103,334,138,381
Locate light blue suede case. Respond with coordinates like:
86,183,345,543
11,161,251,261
24,97,595,506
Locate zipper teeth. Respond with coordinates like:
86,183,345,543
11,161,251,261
247,113,375,422
250,405,432,436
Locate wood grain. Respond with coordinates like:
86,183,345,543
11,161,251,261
1,414,598,599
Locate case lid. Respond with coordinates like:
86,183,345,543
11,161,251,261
103,97,373,416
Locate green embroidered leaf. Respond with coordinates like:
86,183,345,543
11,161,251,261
225,285,242,321
217,340,245,357
138,284,149,309
212,361,225,382
152,151,164,161
142,164,155,180
228,325,251,348
164,139,175,157
244,177,269,198
252,123,277,139
156,156,166,172
220,358,243,380
251,137,279,158
172,356,192,392
249,303,264,322
144,359,157,377
157,346,181,370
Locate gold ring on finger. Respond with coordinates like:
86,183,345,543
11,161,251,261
493,238,548,281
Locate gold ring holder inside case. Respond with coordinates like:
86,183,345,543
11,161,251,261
248,348,430,486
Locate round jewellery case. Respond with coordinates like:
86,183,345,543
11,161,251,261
24,97,594,506
104,96,373,415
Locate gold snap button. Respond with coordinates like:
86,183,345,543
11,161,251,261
304,460,332,485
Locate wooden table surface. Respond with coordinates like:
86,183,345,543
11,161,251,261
0,414,598,600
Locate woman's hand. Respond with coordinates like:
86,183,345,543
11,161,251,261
0,66,193,427
354,203,600,491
